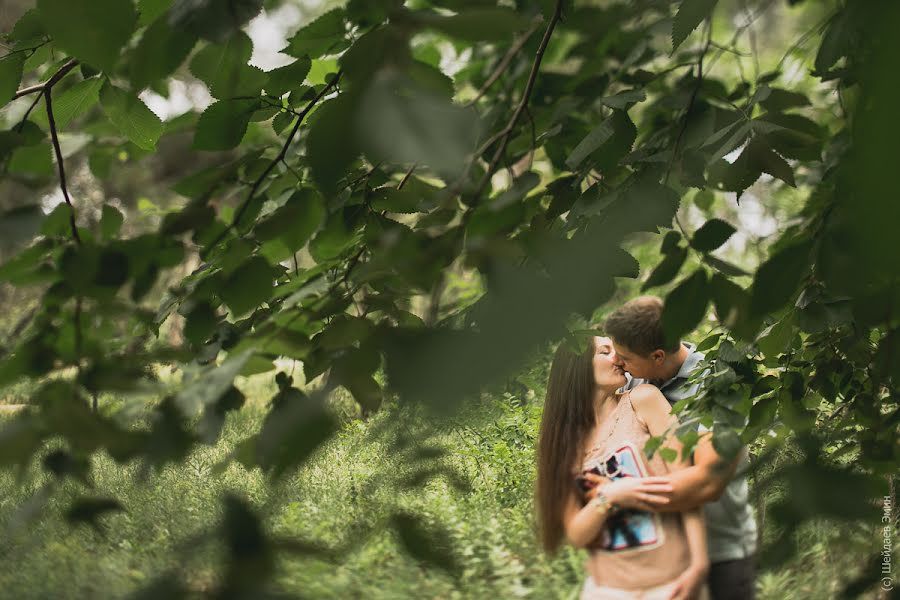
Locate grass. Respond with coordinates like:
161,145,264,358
0,368,884,599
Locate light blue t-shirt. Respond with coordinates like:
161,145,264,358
623,343,758,563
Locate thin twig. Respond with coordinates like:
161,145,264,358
664,21,714,243
202,72,343,256
280,157,303,184
16,93,43,131
704,0,776,75
470,0,565,204
397,163,416,190
523,105,537,171
345,161,383,190
774,12,832,74
13,58,79,100
43,60,82,245
664,21,713,188
738,0,760,81
465,18,542,108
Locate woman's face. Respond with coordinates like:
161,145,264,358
592,336,627,390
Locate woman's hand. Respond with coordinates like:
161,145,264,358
666,563,709,600
596,476,674,512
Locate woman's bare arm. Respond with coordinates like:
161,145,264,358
630,384,709,577
563,465,675,548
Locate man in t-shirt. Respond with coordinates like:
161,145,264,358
598,296,758,600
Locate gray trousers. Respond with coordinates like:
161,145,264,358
708,556,756,600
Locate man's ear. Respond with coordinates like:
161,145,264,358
650,349,666,364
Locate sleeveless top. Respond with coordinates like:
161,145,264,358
579,391,692,590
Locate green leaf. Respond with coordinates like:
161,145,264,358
759,87,810,113
690,218,736,252
599,88,646,110
138,0,173,25
339,26,411,85
33,77,103,130
309,207,361,263
307,93,360,195
175,350,253,416
694,189,714,211
703,255,748,277
37,0,137,72
8,142,53,178
100,82,163,151
592,110,637,171
566,116,616,170
283,9,347,59
642,246,687,291
749,240,812,316
754,113,824,161
710,273,748,329
41,203,74,237
219,256,275,316
168,0,264,42
757,316,794,358
704,121,751,164
254,189,325,251
661,230,682,254
357,71,479,181
184,301,218,345
714,136,795,195
99,204,124,240
255,388,338,477
748,139,795,187
0,53,26,108
744,394,778,439
0,205,44,248
696,333,720,352
319,315,374,350
710,428,741,460
672,0,718,52
779,388,815,431
193,99,257,151
370,187,425,213
814,11,851,75
422,8,528,42
190,32,265,99
662,269,709,347
10,9,46,44
265,58,312,96
341,373,382,413
130,16,197,90
658,447,677,463
597,178,681,235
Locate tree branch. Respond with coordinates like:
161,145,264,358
470,0,565,204
465,18,542,108
13,58,79,100
664,21,713,188
202,72,343,257
43,59,82,245
397,163,416,190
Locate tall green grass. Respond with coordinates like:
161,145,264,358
0,369,880,598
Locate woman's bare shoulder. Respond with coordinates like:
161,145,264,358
628,384,671,418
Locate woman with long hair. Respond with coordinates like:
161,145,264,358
536,336,709,600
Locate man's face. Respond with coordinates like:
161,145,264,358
610,340,660,379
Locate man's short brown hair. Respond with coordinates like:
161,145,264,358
603,296,680,355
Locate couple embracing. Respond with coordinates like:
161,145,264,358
536,297,758,600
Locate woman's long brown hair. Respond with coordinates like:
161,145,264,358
536,338,596,553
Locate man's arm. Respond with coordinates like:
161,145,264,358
655,431,742,513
